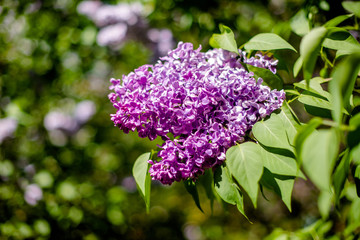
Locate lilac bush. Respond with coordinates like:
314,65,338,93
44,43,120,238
109,42,285,185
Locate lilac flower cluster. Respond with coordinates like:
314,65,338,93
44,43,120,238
109,42,285,185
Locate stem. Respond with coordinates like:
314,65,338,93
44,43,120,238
287,95,300,104
322,119,354,131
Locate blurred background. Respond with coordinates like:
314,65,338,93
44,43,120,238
0,0,354,239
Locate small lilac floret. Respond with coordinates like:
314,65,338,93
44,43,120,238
109,42,285,185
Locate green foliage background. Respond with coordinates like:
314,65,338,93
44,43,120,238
0,0,358,239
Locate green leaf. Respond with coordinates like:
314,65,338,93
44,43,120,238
318,191,333,219
198,169,215,212
348,113,360,149
300,27,328,82
290,9,310,36
324,14,354,27
333,149,351,205
350,113,360,129
209,24,238,54
279,103,301,145
352,144,360,164
323,37,360,53
244,33,297,52
184,179,203,213
226,142,263,207
298,95,332,110
247,64,283,90
132,152,151,212
294,77,332,101
260,147,298,177
301,129,339,191
293,56,303,78
252,112,293,152
342,1,360,18
294,117,323,164
303,105,332,119
355,165,360,198
329,53,360,124
213,165,247,219
260,168,295,211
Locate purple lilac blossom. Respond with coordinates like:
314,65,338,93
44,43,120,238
24,184,43,206
109,42,285,185
0,117,18,144
77,1,175,55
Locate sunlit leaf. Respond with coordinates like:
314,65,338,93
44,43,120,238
342,1,360,18
318,191,333,219
300,27,328,82
279,103,301,145
260,147,298,177
298,95,332,110
294,77,332,101
324,14,354,27
252,112,293,152
294,117,323,164
226,142,263,207
290,9,310,36
209,24,238,54
132,152,151,212
293,56,303,78
301,129,339,191
244,33,297,52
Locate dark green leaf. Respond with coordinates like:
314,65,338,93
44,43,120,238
301,129,339,191
342,1,360,18
300,27,328,82
324,14,354,27
184,179,203,213
247,64,283,90
132,152,151,212
209,24,238,54
198,169,215,212
348,114,360,149
252,112,293,152
244,33,297,52
329,53,360,124
260,168,295,211
303,104,332,118
213,165,247,219
333,149,350,205
226,142,263,207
